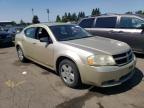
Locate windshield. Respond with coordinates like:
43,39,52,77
49,25,93,41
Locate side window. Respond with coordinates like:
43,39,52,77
36,27,52,42
37,28,50,39
24,27,37,39
95,17,117,28
79,18,95,28
119,17,144,29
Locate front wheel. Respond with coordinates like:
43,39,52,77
59,59,81,88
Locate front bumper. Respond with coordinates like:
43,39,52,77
79,58,136,87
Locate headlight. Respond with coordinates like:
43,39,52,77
87,55,116,66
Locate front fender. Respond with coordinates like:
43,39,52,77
54,50,83,70
54,50,89,83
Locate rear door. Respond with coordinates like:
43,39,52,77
23,27,38,58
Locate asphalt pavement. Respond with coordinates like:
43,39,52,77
0,46,144,108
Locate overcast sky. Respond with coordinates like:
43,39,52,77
0,0,143,23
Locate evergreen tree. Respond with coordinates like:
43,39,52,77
57,11,86,22
81,12,85,18
68,12,71,21
125,11,133,14
91,9,95,16
78,12,81,20
62,16,67,22
95,8,98,15
32,15,40,24
11,21,16,26
97,8,101,15
56,15,61,22
64,12,68,20
20,19,25,25
135,10,143,15
78,11,85,20
91,8,101,16
72,13,77,21
62,13,68,22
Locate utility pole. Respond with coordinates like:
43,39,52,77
32,8,34,17
47,9,50,22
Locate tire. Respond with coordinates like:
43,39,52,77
16,46,27,62
59,59,81,88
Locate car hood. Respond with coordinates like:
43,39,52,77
62,36,130,55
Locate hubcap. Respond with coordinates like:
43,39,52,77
61,64,75,84
17,48,23,61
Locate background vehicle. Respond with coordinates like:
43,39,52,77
0,26,4,31
0,27,13,45
78,14,144,54
15,23,136,88
8,26,24,41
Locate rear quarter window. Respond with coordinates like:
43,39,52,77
95,17,117,28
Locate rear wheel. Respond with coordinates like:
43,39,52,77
59,59,81,88
16,46,27,62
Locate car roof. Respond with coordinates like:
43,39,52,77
102,14,144,17
83,14,144,19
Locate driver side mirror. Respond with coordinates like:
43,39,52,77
40,37,51,44
40,37,49,43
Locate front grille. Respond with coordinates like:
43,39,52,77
113,49,133,66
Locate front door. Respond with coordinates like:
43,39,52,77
32,27,54,67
